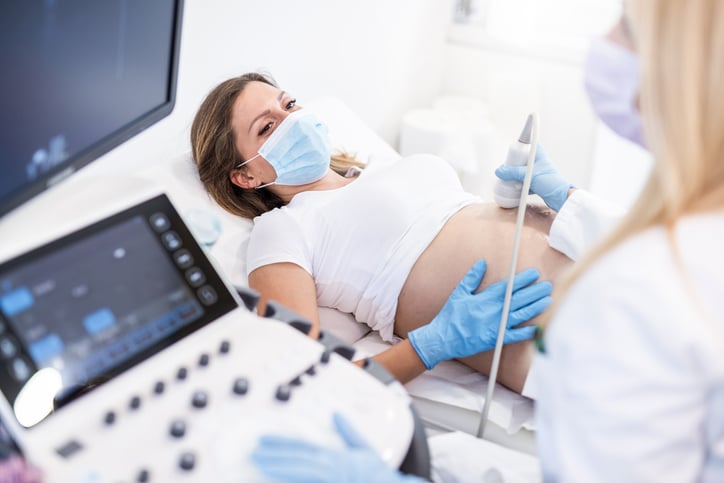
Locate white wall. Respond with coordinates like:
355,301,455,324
438,40,596,196
435,0,652,205
1,0,454,241
77,0,454,179
437,36,652,205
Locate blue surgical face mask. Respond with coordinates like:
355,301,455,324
236,110,331,188
584,37,645,147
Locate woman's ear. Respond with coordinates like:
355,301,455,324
229,168,255,189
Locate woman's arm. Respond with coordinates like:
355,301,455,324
249,262,428,382
370,340,427,383
248,262,322,338
250,261,550,386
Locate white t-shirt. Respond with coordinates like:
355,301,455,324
246,155,620,344
534,213,724,482
246,154,480,342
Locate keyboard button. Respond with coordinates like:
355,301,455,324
179,452,195,471
149,213,170,232
275,384,291,402
197,285,218,306
173,249,194,269
170,420,186,438
191,391,208,409
232,378,249,396
161,231,182,251
185,267,206,288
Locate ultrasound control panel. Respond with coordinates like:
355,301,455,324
0,194,427,482
0,194,236,416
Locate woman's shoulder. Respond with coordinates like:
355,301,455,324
251,206,286,226
250,206,301,237
246,206,311,272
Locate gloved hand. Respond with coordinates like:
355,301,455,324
495,144,573,211
251,412,426,483
408,260,552,370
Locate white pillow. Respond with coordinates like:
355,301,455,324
304,97,401,168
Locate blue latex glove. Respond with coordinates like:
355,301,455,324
495,144,573,211
408,260,552,370
251,412,426,483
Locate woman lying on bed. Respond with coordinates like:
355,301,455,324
190,72,612,394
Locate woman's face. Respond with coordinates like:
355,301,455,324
230,81,301,186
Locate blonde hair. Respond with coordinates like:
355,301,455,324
547,0,724,320
190,72,364,219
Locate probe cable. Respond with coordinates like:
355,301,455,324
477,113,539,439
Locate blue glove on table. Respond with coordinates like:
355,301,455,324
408,260,552,370
251,412,425,483
495,144,573,211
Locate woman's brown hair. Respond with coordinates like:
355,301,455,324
190,72,363,219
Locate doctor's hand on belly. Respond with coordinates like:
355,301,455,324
407,259,552,370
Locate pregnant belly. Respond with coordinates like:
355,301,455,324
395,201,573,337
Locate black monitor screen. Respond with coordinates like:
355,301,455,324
0,0,183,218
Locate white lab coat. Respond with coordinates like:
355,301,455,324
533,199,724,483
547,189,623,262
521,190,623,400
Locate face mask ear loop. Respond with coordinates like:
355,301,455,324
254,180,276,190
234,153,272,190
234,153,260,170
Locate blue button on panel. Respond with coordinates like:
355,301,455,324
83,308,116,335
131,327,154,346
0,287,34,317
177,300,203,324
29,333,64,362
156,312,178,333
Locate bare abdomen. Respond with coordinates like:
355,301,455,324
394,202,573,393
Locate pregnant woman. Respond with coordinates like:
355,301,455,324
190,72,607,393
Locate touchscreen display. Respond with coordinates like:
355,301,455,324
0,195,237,426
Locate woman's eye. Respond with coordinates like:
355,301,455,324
285,98,297,110
259,122,272,136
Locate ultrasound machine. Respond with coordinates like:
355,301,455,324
0,192,428,482
0,1,429,481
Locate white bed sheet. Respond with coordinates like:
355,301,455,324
141,96,537,455
428,430,541,482
351,331,537,455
